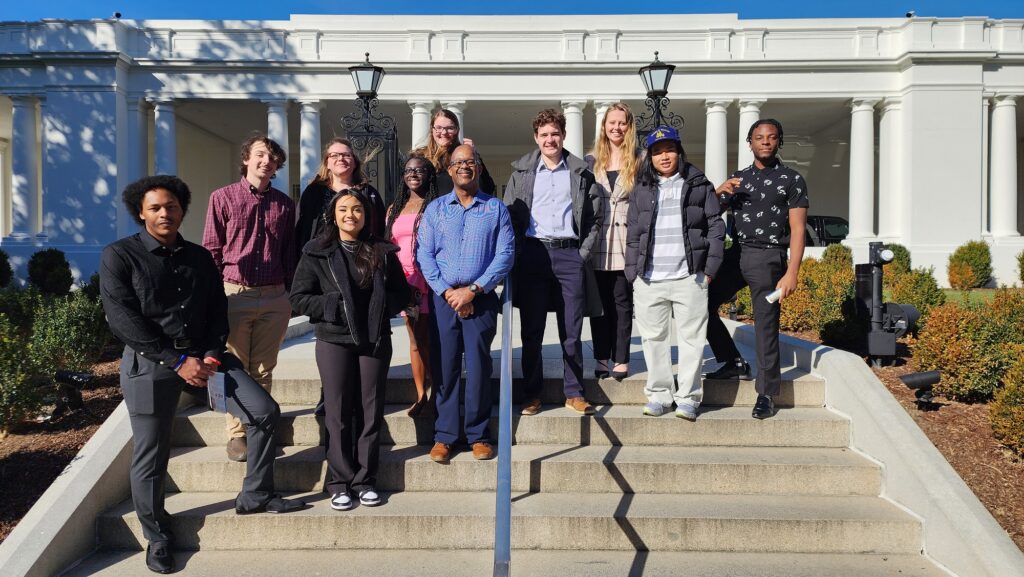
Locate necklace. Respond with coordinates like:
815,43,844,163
340,239,358,254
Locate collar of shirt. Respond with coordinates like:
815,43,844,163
536,156,567,174
241,177,272,197
444,190,491,208
140,230,185,254
752,159,782,175
657,172,683,186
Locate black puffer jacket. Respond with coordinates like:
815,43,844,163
624,163,725,283
289,237,410,346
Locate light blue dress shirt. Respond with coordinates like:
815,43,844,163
527,157,576,239
416,191,515,295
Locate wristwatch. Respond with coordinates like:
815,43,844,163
469,283,482,294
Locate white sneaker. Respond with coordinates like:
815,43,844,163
330,492,354,511
675,404,699,421
642,402,666,417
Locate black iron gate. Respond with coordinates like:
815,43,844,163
340,97,401,203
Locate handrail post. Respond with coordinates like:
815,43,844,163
493,275,513,577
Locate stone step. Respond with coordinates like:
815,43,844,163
172,405,850,448
270,372,825,408
99,491,921,554
165,444,880,496
64,550,948,577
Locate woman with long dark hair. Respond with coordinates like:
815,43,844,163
411,108,496,195
385,155,441,416
295,138,386,254
289,188,410,511
586,102,640,381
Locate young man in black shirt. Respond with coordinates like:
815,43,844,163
100,175,304,574
705,119,808,419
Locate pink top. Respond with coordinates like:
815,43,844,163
391,213,430,312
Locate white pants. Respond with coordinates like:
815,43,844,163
632,274,709,409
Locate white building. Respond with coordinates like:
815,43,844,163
0,13,1022,284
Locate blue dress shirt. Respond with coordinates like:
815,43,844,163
416,191,515,295
528,157,576,239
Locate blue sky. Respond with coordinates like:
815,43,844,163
1,1,1021,22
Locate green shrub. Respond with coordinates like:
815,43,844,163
990,345,1024,456
779,258,820,332
27,248,73,296
985,288,1024,345
947,240,992,290
1017,250,1024,286
0,314,44,435
0,250,12,288
79,272,101,302
31,291,110,373
717,286,752,318
889,266,946,321
912,301,1008,401
821,243,853,269
887,243,912,278
0,286,42,335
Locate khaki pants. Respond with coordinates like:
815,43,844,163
632,274,709,410
223,282,291,439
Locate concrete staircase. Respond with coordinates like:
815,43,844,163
65,317,948,576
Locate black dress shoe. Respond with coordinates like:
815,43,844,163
146,541,175,574
236,494,307,515
704,358,752,381
752,394,775,420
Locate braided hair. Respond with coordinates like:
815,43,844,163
384,155,439,253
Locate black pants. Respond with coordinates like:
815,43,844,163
706,244,787,397
315,338,391,495
517,238,586,400
122,348,279,544
589,269,633,364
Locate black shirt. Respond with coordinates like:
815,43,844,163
727,160,809,248
341,246,372,340
100,231,228,366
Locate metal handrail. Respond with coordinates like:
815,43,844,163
493,275,513,577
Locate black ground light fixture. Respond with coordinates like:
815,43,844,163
855,241,921,367
899,370,941,411
636,51,684,137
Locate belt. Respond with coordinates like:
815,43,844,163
172,338,193,350
535,237,579,249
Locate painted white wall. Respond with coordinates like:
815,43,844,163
175,119,236,243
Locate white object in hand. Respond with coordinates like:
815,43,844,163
765,288,783,303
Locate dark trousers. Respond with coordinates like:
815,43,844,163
429,291,498,445
315,338,391,495
589,269,633,364
706,245,787,397
122,348,279,543
517,239,586,400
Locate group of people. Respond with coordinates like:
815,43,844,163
100,102,807,574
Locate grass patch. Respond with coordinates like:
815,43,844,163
943,288,997,304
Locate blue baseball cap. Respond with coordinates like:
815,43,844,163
644,126,680,149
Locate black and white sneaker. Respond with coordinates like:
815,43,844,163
358,488,382,507
330,492,354,511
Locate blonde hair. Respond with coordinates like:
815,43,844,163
411,108,461,172
311,138,367,187
591,103,639,195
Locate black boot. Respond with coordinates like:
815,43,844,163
704,358,752,380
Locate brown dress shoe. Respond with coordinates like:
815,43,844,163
471,442,495,460
429,442,451,463
520,398,542,416
565,396,595,415
226,437,247,462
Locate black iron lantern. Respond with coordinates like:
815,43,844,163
638,51,675,100
349,52,385,100
635,51,683,138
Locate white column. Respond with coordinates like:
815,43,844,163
704,99,731,187
990,94,1020,237
592,101,616,150
152,99,177,176
298,100,323,191
981,95,992,236
125,98,147,185
441,101,465,142
265,100,290,195
877,98,903,240
562,100,586,158
736,99,765,170
0,139,7,237
848,98,879,239
8,96,39,240
409,100,434,150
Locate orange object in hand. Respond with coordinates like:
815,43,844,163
204,356,221,367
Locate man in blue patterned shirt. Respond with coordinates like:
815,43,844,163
417,144,515,463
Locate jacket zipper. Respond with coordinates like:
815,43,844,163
327,256,361,346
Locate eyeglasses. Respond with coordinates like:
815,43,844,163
432,126,458,133
449,159,478,168
327,152,354,160
403,168,429,175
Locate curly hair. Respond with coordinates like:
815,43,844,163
746,118,785,147
122,175,192,226
384,155,439,259
532,108,566,135
238,133,286,178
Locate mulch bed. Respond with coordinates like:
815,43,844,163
1,331,1022,553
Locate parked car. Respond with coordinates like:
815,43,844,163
806,215,849,246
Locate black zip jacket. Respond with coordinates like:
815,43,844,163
289,237,410,346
